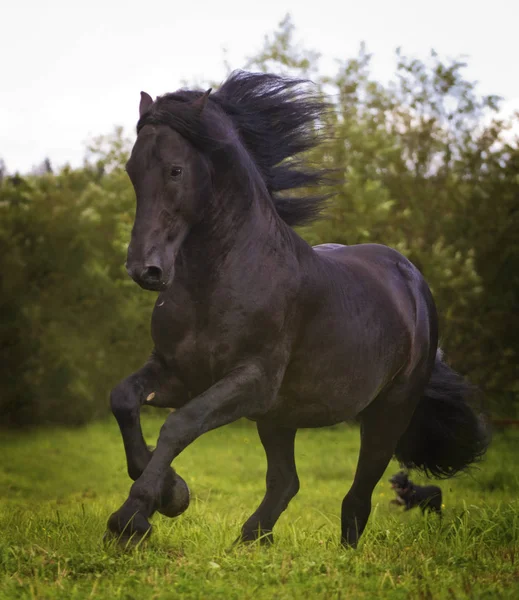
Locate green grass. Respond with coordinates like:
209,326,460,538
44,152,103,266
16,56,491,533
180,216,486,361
1,413,518,599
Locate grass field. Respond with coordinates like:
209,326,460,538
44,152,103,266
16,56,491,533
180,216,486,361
1,412,518,599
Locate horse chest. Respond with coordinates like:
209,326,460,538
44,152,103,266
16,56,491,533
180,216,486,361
151,296,246,392
155,326,228,391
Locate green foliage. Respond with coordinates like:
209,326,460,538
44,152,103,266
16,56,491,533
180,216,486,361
1,417,518,598
0,128,154,426
1,18,518,425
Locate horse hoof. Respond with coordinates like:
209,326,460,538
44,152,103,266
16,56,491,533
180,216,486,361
106,506,152,546
158,471,190,518
340,536,358,549
235,530,274,546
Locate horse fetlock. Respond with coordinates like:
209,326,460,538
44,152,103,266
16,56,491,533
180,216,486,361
341,494,371,548
341,512,367,548
341,531,360,549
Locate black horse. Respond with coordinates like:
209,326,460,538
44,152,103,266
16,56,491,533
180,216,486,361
106,71,488,547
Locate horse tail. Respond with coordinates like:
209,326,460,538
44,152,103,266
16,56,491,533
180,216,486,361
394,349,490,478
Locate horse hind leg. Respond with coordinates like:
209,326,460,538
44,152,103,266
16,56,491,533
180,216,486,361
341,380,423,548
238,421,299,545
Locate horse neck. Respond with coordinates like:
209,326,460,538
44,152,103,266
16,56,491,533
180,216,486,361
176,182,302,289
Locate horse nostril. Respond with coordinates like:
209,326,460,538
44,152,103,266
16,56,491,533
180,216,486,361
141,265,163,283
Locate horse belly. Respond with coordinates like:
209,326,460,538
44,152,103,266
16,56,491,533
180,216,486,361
270,316,410,428
269,363,384,428
265,394,355,428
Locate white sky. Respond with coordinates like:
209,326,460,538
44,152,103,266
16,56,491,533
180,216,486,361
1,0,518,173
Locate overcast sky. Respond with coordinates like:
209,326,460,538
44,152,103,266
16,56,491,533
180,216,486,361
1,0,518,173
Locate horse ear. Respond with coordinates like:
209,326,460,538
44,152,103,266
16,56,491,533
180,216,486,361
193,88,212,113
139,91,153,117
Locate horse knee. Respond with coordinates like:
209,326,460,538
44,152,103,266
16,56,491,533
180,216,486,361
110,379,139,421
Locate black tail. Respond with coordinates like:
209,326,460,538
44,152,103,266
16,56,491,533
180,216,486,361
394,351,490,478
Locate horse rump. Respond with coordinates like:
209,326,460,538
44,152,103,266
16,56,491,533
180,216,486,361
394,350,490,478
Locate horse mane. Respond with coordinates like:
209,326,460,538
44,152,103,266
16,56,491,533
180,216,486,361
137,70,332,227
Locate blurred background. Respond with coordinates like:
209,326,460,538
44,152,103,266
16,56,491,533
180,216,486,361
1,1,518,428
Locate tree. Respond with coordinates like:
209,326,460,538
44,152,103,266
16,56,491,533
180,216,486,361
0,131,153,426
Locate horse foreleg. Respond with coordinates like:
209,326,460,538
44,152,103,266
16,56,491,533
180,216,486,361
106,362,271,544
238,421,299,544
110,356,190,522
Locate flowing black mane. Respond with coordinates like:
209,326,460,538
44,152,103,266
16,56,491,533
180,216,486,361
137,70,331,226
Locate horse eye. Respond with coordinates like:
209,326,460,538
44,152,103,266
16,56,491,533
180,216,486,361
170,166,183,179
